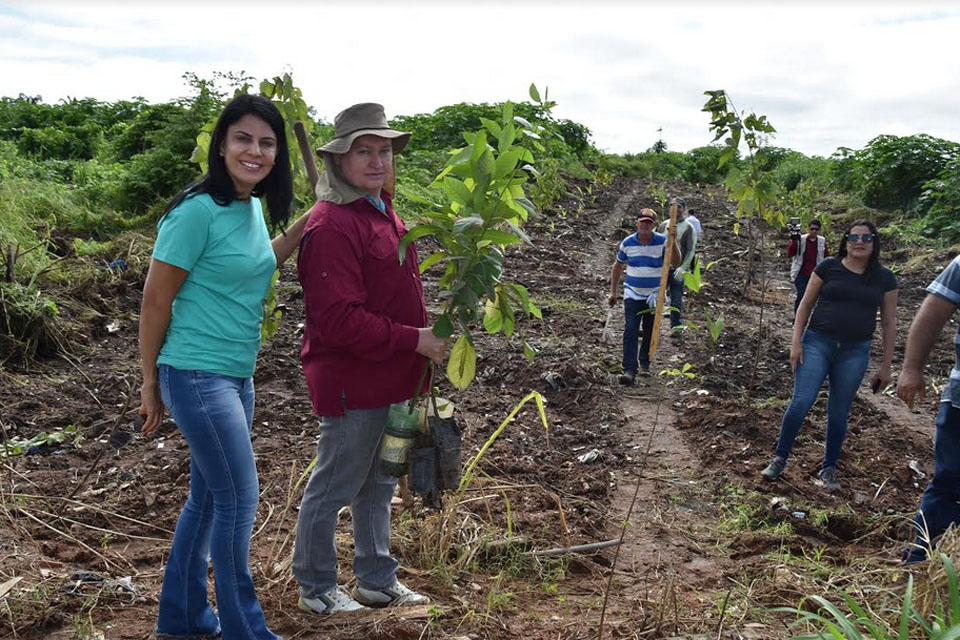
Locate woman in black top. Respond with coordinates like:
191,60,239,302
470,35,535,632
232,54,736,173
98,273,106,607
762,220,898,490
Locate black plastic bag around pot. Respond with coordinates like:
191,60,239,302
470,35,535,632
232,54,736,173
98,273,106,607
430,416,462,491
409,446,440,508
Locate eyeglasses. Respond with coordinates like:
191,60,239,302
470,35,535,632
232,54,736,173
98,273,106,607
809,226,821,231
847,233,875,244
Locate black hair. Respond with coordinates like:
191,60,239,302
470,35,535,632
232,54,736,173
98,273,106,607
162,94,293,231
837,219,882,276
809,219,822,229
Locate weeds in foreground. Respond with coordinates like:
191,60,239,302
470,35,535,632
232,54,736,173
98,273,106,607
776,554,960,639
773,527,960,639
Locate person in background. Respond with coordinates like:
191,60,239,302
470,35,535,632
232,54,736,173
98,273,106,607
659,197,697,339
140,93,311,640
761,220,897,491
685,203,702,238
292,103,448,615
608,207,680,385
788,219,829,314
898,254,960,563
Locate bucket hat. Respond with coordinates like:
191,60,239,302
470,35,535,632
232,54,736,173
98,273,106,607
317,103,410,155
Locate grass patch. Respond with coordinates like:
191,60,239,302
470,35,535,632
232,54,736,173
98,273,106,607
532,293,595,316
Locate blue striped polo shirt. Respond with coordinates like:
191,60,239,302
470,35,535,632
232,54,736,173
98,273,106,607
928,254,960,408
617,231,667,300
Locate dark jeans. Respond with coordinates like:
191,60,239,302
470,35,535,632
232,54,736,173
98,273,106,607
668,267,684,328
773,328,871,470
623,297,654,374
794,272,810,314
906,402,960,562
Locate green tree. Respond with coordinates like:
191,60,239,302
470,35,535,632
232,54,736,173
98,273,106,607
921,155,960,240
703,89,781,397
836,134,959,213
400,90,547,390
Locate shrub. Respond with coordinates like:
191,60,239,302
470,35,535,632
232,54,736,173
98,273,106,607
16,122,104,160
920,155,960,241
683,145,729,184
770,150,832,191
832,134,959,213
599,150,691,180
0,281,61,362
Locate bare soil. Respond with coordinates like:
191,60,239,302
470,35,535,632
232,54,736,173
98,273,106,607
1,177,953,639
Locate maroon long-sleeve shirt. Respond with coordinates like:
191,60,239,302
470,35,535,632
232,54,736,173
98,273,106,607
298,194,429,416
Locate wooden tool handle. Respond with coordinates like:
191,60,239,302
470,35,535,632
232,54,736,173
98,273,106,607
294,120,320,192
649,202,679,359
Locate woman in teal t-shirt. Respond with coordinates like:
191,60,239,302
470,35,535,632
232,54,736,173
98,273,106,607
139,94,309,640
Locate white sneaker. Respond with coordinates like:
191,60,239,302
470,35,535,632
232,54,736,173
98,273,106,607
354,581,430,608
298,586,365,615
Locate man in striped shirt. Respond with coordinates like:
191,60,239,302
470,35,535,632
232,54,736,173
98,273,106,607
608,208,681,385
898,255,960,563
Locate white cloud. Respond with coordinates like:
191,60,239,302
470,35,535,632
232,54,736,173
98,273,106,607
2,1,958,156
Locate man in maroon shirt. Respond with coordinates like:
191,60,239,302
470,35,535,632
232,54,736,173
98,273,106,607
788,219,828,314
292,103,447,616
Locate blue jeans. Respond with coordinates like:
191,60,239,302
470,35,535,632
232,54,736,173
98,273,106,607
774,329,871,470
293,406,399,597
668,267,684,328
157,365,280,640
907,402,960,562
794,273,810,314
623,297,654,374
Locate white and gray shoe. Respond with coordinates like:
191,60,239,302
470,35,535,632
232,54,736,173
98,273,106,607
298,586,366,615
761,456,786,481
354,581,430,608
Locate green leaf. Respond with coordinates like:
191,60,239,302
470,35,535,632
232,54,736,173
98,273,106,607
189,144,206,165
419,251,447,274
259,80,276,98
528,83,541,103
447,335,477,389
433,313,455,338
513,196,537,219
502,101,514,125
442,177,473,206
522,339,536,360
498,123,517,153
479,229,523,246
399,225,440,264
452,216,484,234
471,130,488,163
480,117,502,138
495,148,522,179
483,298,503,333
500,295,516,337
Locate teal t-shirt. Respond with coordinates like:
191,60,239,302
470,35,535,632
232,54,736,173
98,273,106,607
154,193,276,378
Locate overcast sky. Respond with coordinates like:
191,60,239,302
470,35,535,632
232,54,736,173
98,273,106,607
2,2,958,158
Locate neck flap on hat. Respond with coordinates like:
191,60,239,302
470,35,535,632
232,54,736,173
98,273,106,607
315,151,395,205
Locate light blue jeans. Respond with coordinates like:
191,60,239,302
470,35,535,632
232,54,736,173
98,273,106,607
774,328,871,470
293,406,399,597
157,365,280,640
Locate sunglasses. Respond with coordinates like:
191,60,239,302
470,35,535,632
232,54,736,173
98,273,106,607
847,233,875,243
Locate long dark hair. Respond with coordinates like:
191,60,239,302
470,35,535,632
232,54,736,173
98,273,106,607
837,219,882,275
163,94,293,230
